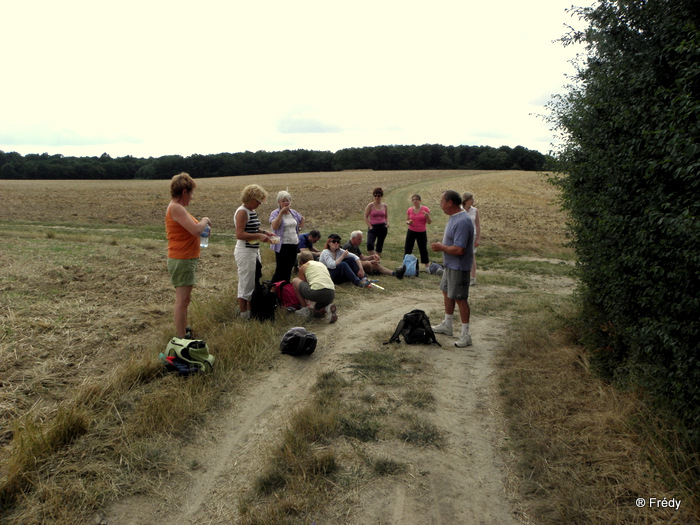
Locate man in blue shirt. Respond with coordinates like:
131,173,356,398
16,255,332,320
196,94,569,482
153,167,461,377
297,229,321,261
430,190,474,347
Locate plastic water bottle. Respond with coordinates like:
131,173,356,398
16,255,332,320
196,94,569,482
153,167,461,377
200,226,211,248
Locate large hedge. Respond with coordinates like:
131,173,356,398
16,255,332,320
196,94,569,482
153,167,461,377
549,0,700,442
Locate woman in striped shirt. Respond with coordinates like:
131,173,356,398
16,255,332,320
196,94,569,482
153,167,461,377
234,184,274,319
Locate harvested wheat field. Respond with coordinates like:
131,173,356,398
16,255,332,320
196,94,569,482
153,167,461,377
1,170,695,524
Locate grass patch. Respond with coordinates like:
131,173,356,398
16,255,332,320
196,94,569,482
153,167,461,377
498,305,700,524
1,407,89,507
398,414,445,448
403,389,436,410
348,350,403,384
372,457,408,476
487,257,576,278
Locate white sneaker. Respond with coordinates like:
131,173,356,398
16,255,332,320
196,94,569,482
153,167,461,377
455,333,473,347
470,277,477,286
431,320,453,335
240,311,251,321
295,307,310,317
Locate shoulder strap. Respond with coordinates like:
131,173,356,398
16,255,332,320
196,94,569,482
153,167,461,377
384,318,406,345
420,314,442,346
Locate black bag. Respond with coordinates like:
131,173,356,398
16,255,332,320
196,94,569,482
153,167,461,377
280,327,317,356
250,260,277,321
251,281,277,321
384,309,441,346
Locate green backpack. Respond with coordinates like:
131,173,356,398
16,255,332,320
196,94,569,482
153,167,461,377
166,337,215,373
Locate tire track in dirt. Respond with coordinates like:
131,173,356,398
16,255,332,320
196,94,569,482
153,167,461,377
105,284,521,524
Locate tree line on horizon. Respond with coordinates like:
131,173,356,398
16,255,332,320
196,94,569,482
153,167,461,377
0,143,548,180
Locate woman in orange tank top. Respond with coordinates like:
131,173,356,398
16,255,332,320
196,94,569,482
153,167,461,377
166,172,211,338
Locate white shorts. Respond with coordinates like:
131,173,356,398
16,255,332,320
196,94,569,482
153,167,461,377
234,246,260,301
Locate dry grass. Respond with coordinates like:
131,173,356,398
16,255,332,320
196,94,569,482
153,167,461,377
1,170,696,523
0,170,569,256
500,300,699,524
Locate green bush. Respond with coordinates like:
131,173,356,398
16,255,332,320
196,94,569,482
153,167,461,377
548,0,700,444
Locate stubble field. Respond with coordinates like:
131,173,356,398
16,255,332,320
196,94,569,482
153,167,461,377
1,170,693,524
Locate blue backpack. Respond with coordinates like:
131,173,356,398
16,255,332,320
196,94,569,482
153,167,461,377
402,254,418,277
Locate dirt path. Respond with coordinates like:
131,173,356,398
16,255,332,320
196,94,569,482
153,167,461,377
104,284,523,524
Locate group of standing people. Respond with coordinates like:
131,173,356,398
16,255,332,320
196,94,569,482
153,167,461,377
165,173,481,347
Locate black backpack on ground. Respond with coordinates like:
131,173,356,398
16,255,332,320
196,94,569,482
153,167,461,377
280,327,317,356
384,309,441,346
250,259,277,322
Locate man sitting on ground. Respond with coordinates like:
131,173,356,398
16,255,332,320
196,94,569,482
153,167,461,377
298,229,321,261
343,230,406,279
292,251,337,323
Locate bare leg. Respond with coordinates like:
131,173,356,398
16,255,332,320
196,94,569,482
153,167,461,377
443,292,470,323
238,297,250,313
175,285,193,337
455,298,470,324
443,291,455,315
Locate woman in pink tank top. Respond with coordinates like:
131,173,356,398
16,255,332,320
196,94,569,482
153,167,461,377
363,187,389,255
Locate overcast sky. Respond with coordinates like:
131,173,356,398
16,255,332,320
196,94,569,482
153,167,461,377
1,1,587,159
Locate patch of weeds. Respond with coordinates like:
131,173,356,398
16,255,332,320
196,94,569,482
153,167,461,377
339,410,381,442
255,468,287,496
488,258,576,279
397,353,427,374
358,390,377,404
349,350,402,384
481,272,530,289
403,389,436,410
288,404,340,444
372,457,408,476
314,371,349,395
127,440,171,473
398,415,445,448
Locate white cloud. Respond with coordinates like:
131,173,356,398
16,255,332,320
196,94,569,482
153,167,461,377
0,0,586,158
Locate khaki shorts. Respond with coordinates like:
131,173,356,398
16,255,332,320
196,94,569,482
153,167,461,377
439,267,470,300
168,258,199,287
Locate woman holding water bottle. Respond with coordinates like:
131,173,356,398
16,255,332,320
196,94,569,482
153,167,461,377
165,172,211,339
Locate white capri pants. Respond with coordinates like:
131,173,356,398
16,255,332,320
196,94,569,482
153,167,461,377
234,246,260,301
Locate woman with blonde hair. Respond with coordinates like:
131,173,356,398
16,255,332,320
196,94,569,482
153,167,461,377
234,184,274,319
269,190,305,283
165,172,211,338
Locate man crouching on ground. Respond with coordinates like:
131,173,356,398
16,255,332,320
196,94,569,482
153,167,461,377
292,251,338,323
430,190,474,347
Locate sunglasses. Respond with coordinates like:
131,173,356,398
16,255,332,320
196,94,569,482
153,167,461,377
373,193,382,197
329,239,340,243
